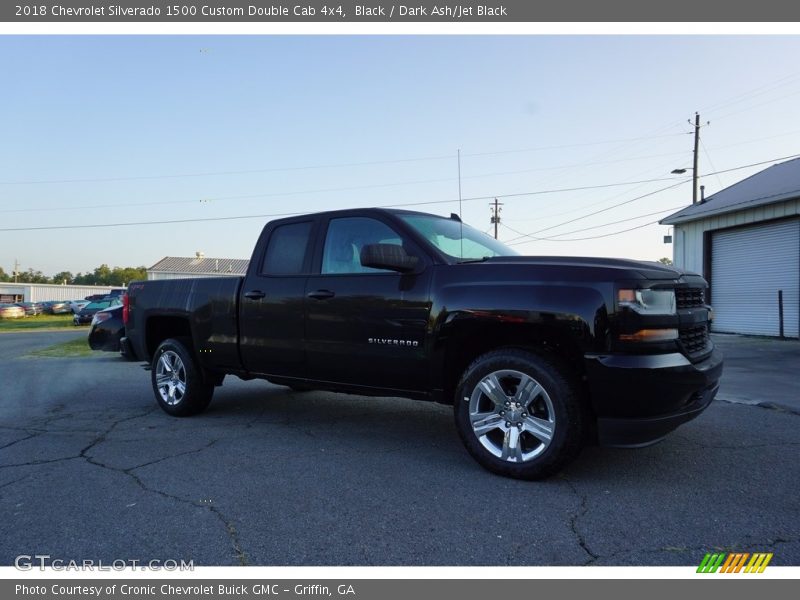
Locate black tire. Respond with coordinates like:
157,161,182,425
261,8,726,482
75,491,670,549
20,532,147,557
454,348,586,480
151,337,213,417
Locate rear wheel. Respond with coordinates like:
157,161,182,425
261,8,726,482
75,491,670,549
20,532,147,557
151,338,213,416
454,349,586,480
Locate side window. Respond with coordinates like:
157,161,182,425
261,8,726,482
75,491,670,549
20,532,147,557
261,221,313,275
321,217,403,275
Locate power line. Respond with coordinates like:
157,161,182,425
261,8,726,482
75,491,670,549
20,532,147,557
507,218,665,244
503,151,800,243
503,179,690,242
0,132,690,186
703,153,800,177
0,156,454,186
460,132,688,158
700,71,800,116
3,152,798,234
502,204,686,243
501,153,800,245
0,175,687,216
709,86,800,122
700,138,724,191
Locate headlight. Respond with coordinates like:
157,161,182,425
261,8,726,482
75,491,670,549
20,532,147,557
618,288,676,315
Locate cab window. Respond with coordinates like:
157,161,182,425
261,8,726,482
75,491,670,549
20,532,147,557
321,217,403,275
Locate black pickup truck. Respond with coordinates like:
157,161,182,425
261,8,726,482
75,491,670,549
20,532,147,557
123,208,723,479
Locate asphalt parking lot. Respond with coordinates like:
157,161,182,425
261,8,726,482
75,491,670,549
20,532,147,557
1,330,798,566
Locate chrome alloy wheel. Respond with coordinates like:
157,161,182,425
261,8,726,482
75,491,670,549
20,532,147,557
468,369,556,463
155,350,187,406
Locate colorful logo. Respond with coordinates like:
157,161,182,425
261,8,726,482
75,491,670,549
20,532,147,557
697,552,773,573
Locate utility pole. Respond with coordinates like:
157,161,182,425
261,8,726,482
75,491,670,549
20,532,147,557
672,113,709,204
13,258,20,283
692,112,700,204
490,198,503,239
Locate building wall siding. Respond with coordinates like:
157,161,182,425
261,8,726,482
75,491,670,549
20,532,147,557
0,283,122,303
672,198,800,273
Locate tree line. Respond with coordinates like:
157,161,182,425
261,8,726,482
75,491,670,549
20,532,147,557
0,264,147,286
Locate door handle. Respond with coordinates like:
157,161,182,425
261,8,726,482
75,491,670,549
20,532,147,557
307,289,335,300
244,290,266,300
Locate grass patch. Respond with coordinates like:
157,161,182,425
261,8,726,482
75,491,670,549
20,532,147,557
27,337,94,358
0,314,74,332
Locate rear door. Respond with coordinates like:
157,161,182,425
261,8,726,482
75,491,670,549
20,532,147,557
304,215,432,392
239,219,317,377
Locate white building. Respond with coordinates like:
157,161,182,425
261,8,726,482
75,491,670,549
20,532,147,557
147,253,249,280
661,157,800,338
0,282,123,303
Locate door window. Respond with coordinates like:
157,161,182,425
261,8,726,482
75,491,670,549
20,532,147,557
321,217,403,274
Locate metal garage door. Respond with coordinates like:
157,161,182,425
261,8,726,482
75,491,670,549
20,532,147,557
711,219,799,337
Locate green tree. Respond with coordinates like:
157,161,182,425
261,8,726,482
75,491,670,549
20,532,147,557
52,271,74,285
72,272,94,285
657,257,673,266
0,266,10,282
17,268,49,283
109,266,147,286
93,264,113,285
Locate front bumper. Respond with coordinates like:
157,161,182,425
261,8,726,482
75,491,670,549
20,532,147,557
585,348,723,447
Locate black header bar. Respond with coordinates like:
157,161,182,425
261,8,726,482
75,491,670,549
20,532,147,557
4,0,800,22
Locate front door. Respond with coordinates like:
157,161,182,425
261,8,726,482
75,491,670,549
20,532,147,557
304,216,432,393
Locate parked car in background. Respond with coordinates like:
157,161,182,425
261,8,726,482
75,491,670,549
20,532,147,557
73,298,121,325
15,302,45,316
84,293,113,302
0,303,26,319
42,301,73,314
88,305,130,358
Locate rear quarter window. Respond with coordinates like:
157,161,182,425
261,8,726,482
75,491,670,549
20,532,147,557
261,221,313,275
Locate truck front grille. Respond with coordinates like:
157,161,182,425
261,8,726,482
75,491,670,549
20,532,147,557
676,287,705,309
679,324,710,357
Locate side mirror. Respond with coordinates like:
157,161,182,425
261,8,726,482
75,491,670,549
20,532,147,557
360,244,419,273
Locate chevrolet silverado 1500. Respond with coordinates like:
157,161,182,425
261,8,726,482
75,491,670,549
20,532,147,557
122,208,723,479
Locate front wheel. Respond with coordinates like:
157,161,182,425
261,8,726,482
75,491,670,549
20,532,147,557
454,349,586,480
151,338,213,416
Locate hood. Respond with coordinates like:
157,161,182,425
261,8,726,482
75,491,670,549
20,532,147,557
477,256,692,281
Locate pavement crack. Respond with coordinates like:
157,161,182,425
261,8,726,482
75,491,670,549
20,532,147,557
716,397,800,417
208,505,249,566
79,407,158,458
0,456,80,470
0,474,31,491
0,431,43,451
128,439,220,472
558,475,599,565
591,536,800,564
81,434,245,566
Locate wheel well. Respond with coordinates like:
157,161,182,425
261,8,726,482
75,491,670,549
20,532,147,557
145,316,192,360
442,321,587,406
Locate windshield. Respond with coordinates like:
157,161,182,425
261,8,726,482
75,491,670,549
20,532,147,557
399,214,517,261
86,301,112,310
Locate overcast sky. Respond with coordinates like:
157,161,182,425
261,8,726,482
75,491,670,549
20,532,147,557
2,35,800,276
